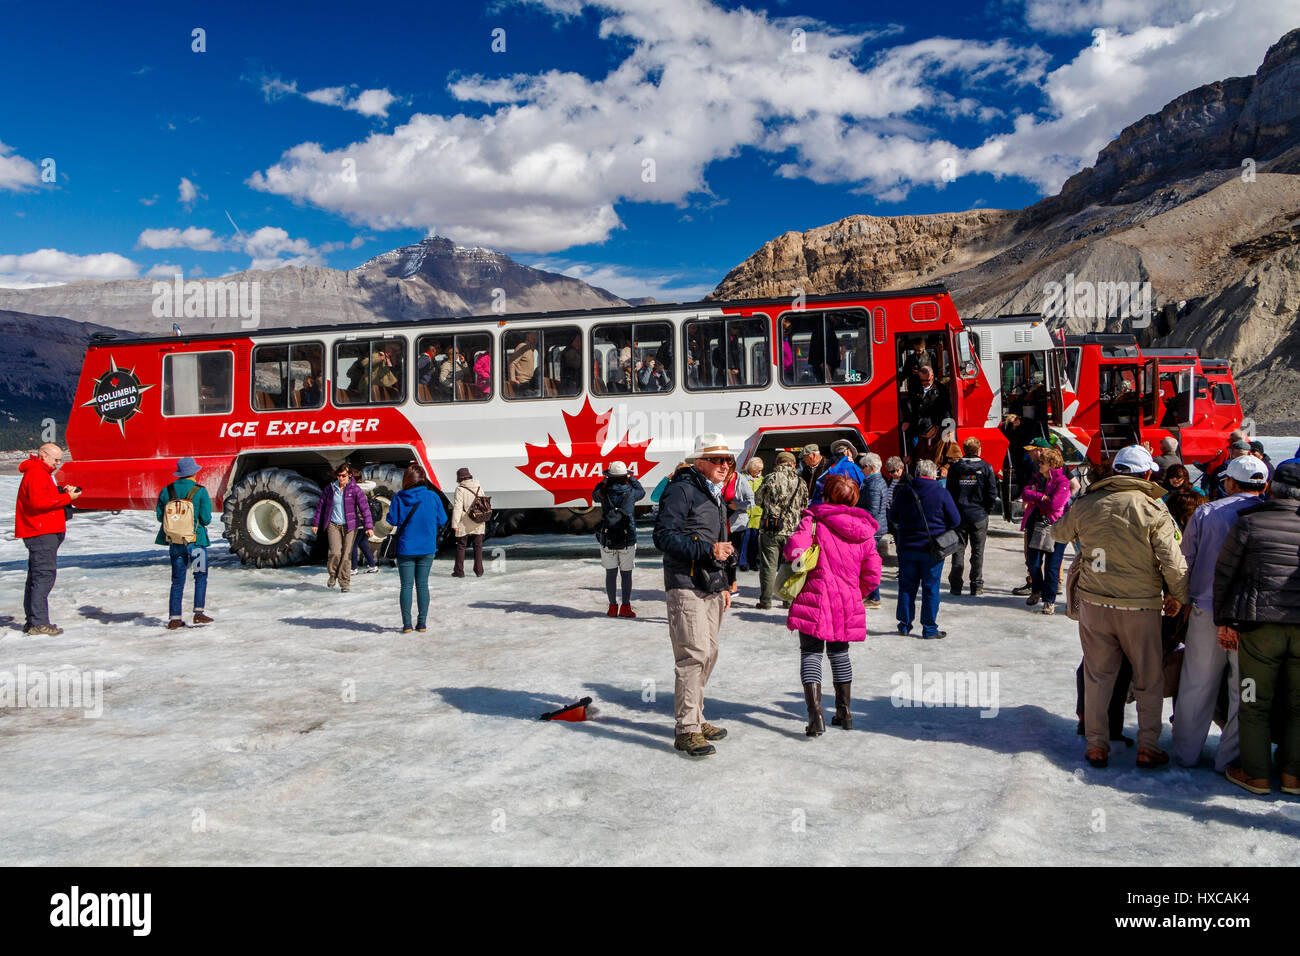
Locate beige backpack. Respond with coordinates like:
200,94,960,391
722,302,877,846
163,484,200,544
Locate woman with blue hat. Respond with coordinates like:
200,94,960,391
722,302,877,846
155,457,215,629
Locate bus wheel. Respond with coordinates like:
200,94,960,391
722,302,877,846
222,468,322,567
555,507,603,534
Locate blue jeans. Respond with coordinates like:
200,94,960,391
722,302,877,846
397,553,435,629
897,549,943,636
169,543,208,619
1027,542,1068,604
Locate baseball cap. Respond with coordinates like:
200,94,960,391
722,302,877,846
1225,455,1267,486
799,443,820,458
776,451,797,466
1112,445,1159,474
1229,440,1252,452
1273,459,1300,488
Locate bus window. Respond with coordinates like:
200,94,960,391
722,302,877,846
1212,383,1237,405
502,326,580,400
415,332,492,404
684,316,769,391
592,321,673,393
335,337,406,406
252,342,324,411
163,350,233,416
779,308,869,386
1063,348,1081,391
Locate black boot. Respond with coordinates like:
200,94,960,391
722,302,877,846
804,683,825,737
831,682,852,729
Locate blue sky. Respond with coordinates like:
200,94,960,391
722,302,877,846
0,0,1295,300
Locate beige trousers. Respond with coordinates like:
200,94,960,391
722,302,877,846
666,588,725,735
326,523,356,589
1078,601,1164,752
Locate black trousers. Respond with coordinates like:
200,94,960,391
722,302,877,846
23,532,64,627
949,516,988,590
455,533,484,576
1076,654,1133,739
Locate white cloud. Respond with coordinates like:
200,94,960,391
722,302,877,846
178,176,202,207
0,249,138,287
260,75,398,118
529,257,715,302
247,0,1298,250
0,141,40,192
146,263,184,278
242,226,327,271
136,226,229,252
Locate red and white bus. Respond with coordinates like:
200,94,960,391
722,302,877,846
61,287,1002,567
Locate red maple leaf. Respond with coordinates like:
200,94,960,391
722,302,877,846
109,376,119,386
517,397,658,506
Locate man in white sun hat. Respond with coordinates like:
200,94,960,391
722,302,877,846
1172,453,1268,772
652,433,737,757
1053,444,1188,771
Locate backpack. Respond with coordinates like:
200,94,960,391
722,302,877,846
597,487,633,550
163,484,200,544
466,487,492,523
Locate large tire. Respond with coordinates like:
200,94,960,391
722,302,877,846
223,468,322,567
362,463,454,552
554,507,603,534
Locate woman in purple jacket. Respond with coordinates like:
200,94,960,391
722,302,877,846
311,464,375,592
1021,446,1071,614
784,474,883,736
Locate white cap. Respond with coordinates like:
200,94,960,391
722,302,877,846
1225,454,1268,485
605,461,629,477
1112,445,1159,474
687,433,736,462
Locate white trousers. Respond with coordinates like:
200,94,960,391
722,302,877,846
1173,605,1240,771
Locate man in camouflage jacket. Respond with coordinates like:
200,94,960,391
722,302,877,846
754,450,811,609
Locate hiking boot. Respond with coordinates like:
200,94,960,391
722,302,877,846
167,620,185,631
674,733,715,757
1011,583,1035,596
700,722,728,741
1025,592,1041,607
863,597,882,609
831,682,852,729
606,604,618,617
1086,747,1108,768
1136,746,1170,769
920,630,947,640
193,612,214,625
327,574,337,588
1226,766,1270,795
30,624,64,636
756,601,772,610
618,603,636,618
1040,603,1056,615
971,587,984,597
804,683,825,737
1280,772,1300,795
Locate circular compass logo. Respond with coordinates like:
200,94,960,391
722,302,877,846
81,356,153,435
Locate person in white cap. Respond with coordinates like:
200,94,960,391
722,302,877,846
652,433,737,757
1172,454,1268,771
1053,444,1189,770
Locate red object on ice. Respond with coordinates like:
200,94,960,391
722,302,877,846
539,697,593,722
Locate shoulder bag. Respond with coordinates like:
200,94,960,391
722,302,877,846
908,484,961,561
378,500,421,562
777,519,819,601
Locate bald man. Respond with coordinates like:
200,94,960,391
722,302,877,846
15,443,81,635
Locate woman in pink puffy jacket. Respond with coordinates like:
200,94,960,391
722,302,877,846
784,473,883,737
1020,445,1072,614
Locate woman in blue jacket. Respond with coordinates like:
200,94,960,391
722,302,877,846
385,463,447,633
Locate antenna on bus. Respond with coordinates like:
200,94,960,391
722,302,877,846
172,323,182,337
90,332,117,342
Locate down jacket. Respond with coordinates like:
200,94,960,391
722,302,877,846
784,504,883,643
652,465,730,592
1052,475,1189,610
312,480,373,534
1213,498,1300,627
1020,467,1070,530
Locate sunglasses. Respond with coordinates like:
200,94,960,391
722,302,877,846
699,456,732,465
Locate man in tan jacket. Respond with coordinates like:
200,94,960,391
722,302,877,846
1054,445,1189,769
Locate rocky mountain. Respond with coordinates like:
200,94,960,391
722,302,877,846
0,237,628,337
712,28,1300,431
0,309,136,450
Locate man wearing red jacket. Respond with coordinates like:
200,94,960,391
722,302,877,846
15,443,81,635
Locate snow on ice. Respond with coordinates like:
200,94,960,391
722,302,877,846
1,471,1298,865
